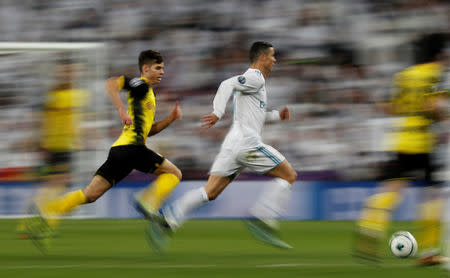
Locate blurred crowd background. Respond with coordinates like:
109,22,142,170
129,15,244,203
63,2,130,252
0,0,449,183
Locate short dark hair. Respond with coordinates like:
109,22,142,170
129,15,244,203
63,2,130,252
413,33,447,64
138,50,163,73
249,41,273,63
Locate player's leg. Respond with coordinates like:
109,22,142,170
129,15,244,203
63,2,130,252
415,154,445,265
137,159,182,213
162,148,239,230
358,179,405,233
42,175,111,217
240,144,296,249
358,154,411,230
24,146,131,251
416,188,445,265
38,146,133,220
24,174,112,252
444,186,450,270
135,156,182,253
17,177,67,238
354,179,405,261
134,146,182,215
17,152,71,237
163,174,232,230
249,160,296,228
243,145,297,228
35,151,73,206
144,173,232,254
355,153,410,261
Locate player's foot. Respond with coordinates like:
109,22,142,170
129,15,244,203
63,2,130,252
134,193,160,220
161,204,182,231
244,218,292,249
24,203,52,253
352,225,381,264
144,215,173,254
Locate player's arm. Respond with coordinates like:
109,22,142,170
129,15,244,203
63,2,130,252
149,101,182,136
213,73,264,117
201,77,235,128
105,76,132,125
202,73,264,128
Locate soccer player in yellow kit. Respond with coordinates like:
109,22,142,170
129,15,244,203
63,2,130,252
26,50,182,250
354,33,448,264
17,60,88,238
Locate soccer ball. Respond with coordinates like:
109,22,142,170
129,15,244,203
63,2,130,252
389,231,418,258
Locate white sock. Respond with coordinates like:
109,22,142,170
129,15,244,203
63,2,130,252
164,187,209,230
249,178,292,229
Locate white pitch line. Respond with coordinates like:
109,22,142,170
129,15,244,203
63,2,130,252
255,263,413,268
256,263,357,268
0,263,413,270
0,264,218,270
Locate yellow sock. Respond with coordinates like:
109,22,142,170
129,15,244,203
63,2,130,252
140,173,180,210
43,189,87,217
358,192,400,232
418,199,441,251
17,186,67,234
33,185,66,206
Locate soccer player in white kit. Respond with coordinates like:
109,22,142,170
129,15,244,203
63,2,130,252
161,41,297,248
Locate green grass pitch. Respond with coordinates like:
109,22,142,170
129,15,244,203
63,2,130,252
0,219,445,278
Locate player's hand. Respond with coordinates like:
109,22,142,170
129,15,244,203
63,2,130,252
118,108,132,125
201,113,219,128
170,101,182,121
280,107,290,120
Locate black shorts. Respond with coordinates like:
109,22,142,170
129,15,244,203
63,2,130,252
381,153,434,185
95,145,165,186
42,151,72,175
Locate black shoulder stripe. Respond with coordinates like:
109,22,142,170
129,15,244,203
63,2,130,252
129,78,145,88
129,80,149,98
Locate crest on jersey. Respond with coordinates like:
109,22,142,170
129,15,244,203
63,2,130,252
238,76,246,84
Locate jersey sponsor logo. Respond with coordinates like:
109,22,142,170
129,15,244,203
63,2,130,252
130,78,144,88
238,76,246,84
259,100,266,108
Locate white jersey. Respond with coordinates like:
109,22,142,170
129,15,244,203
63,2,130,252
212,68,280,149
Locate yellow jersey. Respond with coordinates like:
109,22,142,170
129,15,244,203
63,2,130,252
389,62,446,154
41,88,88,152
112,76,156,147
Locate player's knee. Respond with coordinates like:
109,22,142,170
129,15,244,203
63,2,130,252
168,167,182,181
163,163,182,181
286,170,297,184
174,167,182,181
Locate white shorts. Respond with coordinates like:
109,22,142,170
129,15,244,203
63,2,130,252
210,143,285,178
